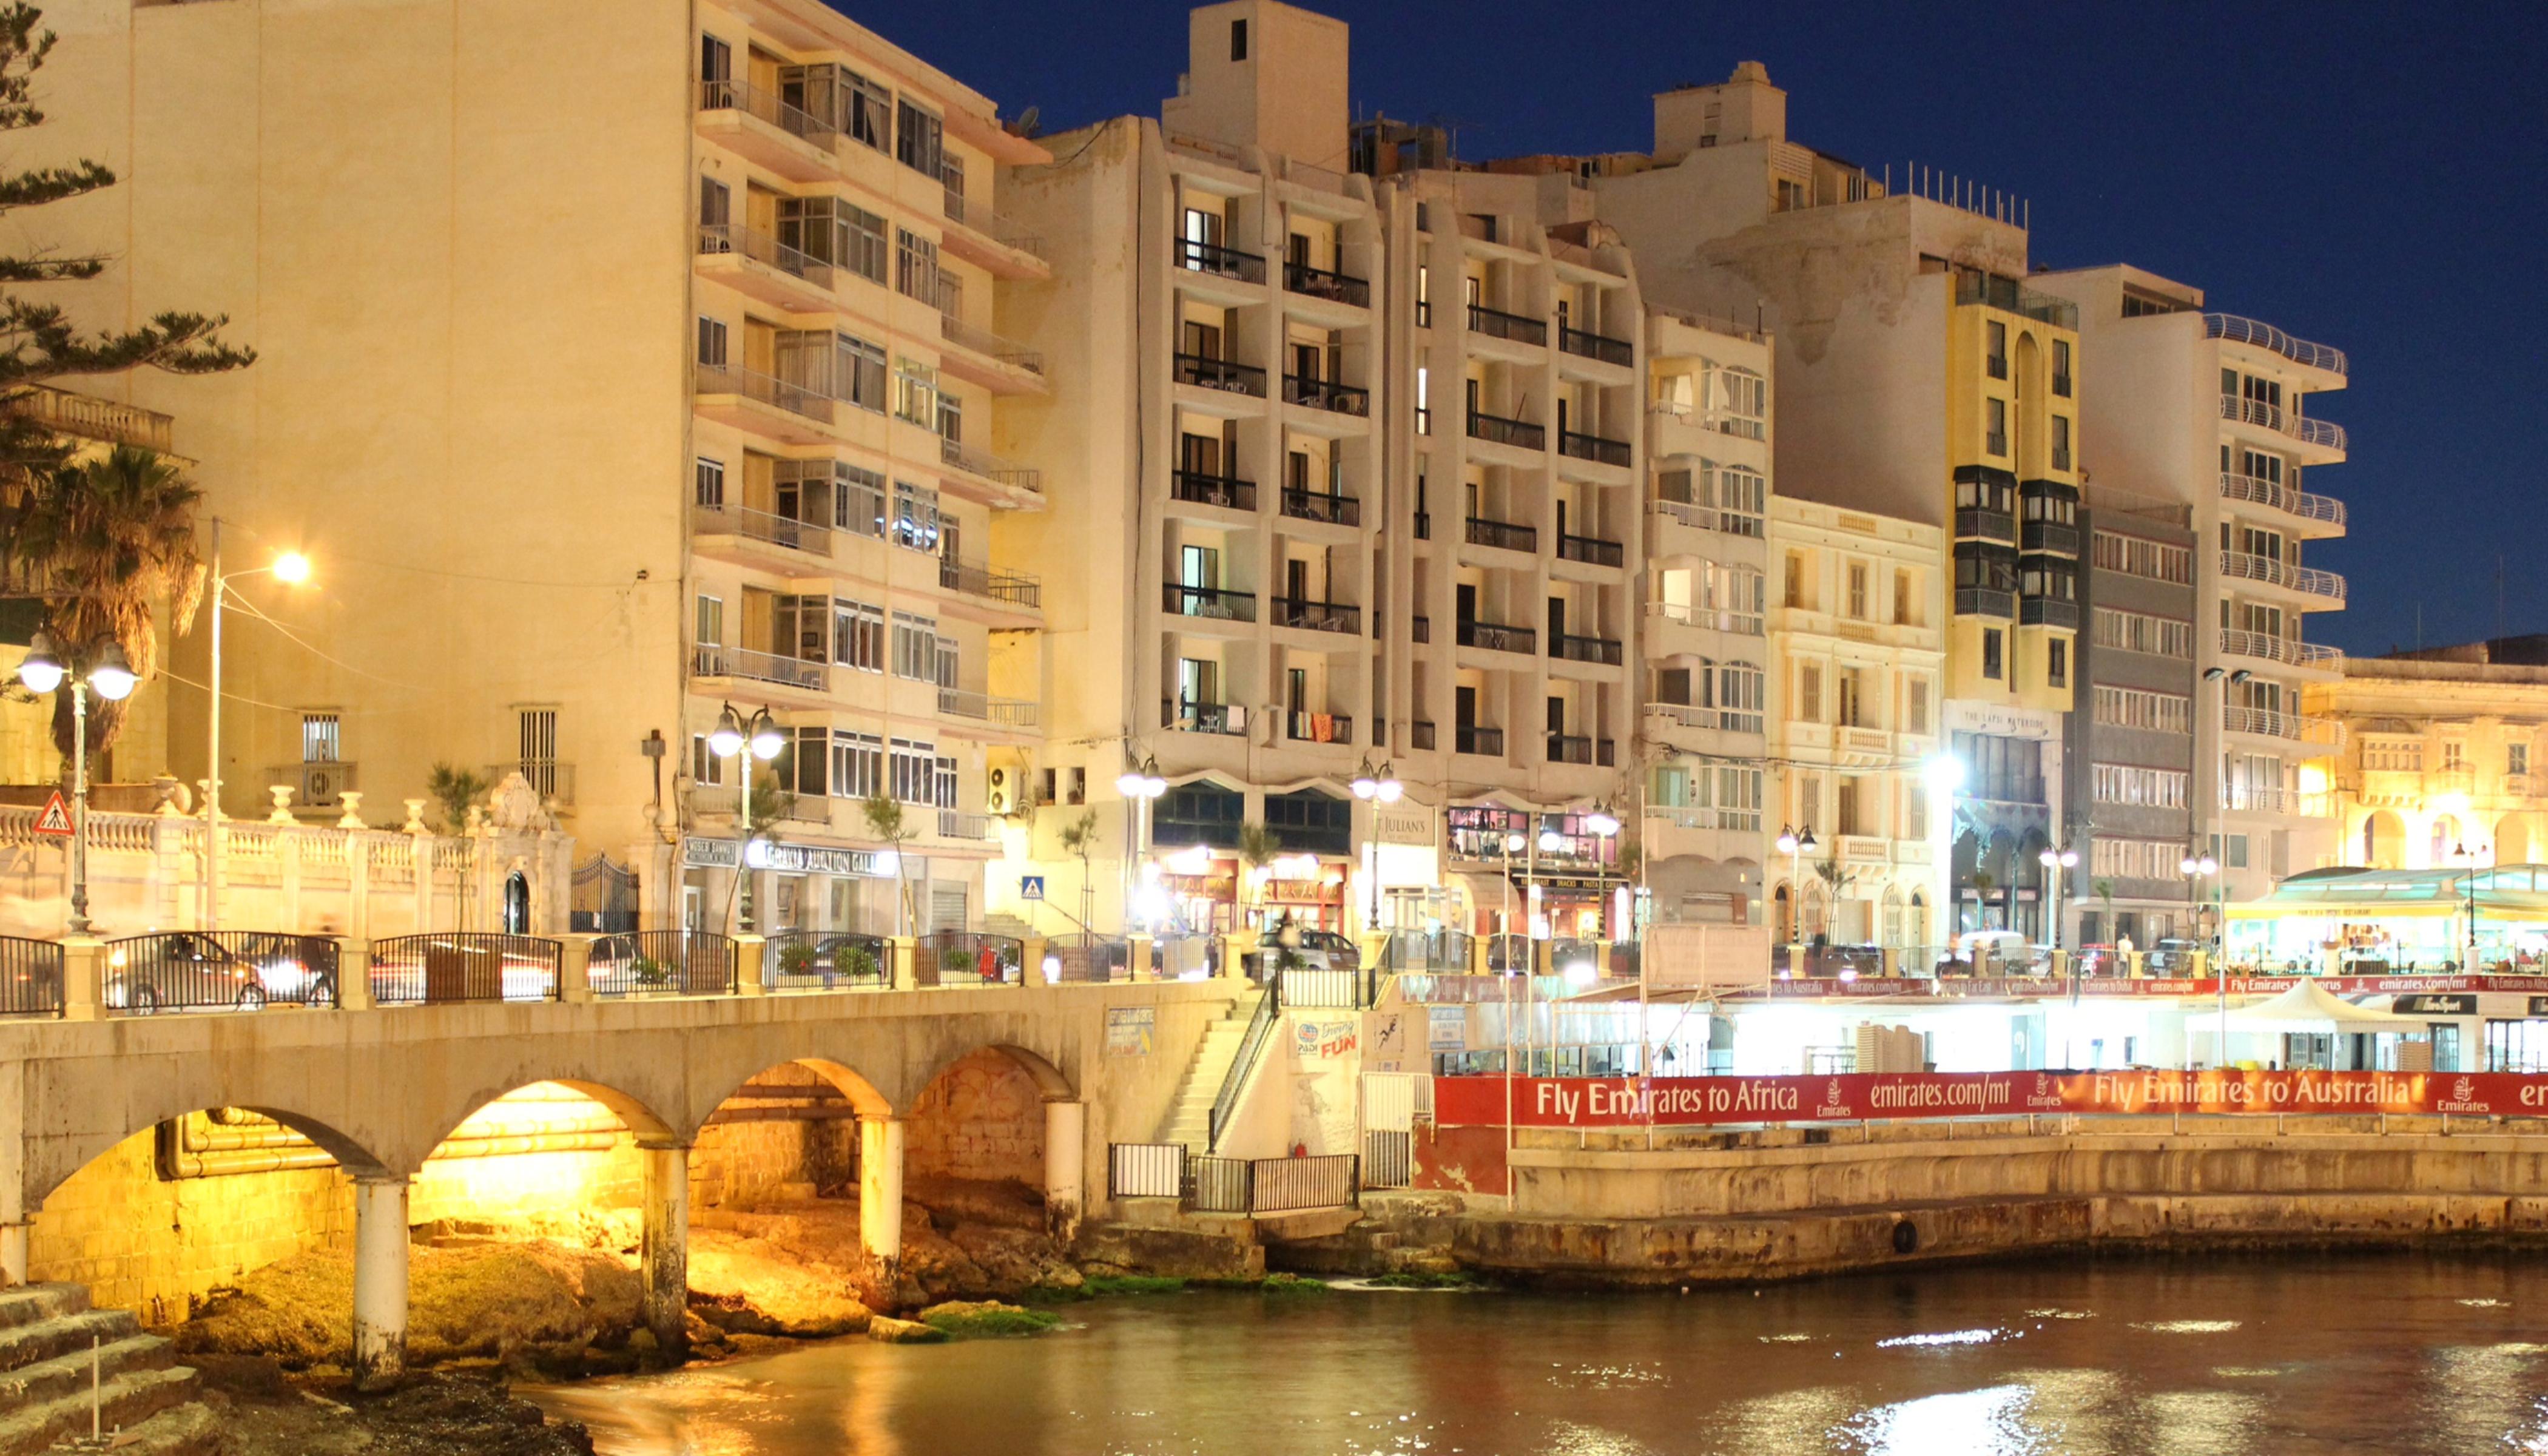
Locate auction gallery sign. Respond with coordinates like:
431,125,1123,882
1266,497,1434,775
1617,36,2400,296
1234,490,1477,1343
1431,1070,2548,1129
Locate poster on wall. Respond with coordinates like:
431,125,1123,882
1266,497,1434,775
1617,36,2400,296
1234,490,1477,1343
1104,1006,1155,1057
1364,1009,1409,1071
1292,1019,1358,1061
1429,1006,1468,1051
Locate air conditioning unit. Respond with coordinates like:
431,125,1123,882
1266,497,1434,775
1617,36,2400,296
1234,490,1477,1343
986,766,1014,816
295,762,351,811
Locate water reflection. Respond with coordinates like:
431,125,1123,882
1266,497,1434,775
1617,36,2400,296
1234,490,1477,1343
529,1254,2548,1456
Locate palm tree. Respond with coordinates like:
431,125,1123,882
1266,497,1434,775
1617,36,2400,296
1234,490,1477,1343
7,445,204,768
1055,809,1099,932
1236,820,1278,931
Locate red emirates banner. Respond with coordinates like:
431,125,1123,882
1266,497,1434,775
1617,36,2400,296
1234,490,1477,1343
1742,974,2548,999
1430,1070,2548,1129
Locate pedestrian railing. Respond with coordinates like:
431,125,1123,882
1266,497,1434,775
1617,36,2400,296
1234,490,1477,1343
1108,1142,1189,1199
1190,1154,1363,1214
588,930,738,997
1048,932,1132,982
763,930,891,990
1383,929,1472,973
102,931,340,1014
1151,932,1220,979
1284,965,1377,1009
0,934,64,1017
369,934,561,1005
1208,971,1282,1150
1362,1130,1412,1190
918,929,1023,986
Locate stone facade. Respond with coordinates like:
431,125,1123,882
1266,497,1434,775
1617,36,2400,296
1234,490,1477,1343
903,1047,1045,1187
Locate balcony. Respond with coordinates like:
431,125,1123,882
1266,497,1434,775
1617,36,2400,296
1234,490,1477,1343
1165,699,1247,736
2,384,175,452
939,436,1042,500
1284,375,1370,417
688,784,827,825
934,809,999,842
1455,726,1505,757
1552,633,1624,666
1558,326,1633,368
2219,550,2347,604
1656,804,1764,834
1558,429,1632,468
2220,394,2347,454
1457,619,1537,655
1953,273,2079,328
2219,471,2346,529
1645,701,1765,737
2219,628,2342,669
2205,313,2348,377
268,761,357,812
1651,398,1766,443
1548,734,1593,765
939,312,1046,389
1175,352,1267,397
693,502,830,559
1272,597,1361,635
1175,237,1267,285
692,644,828,693
1172,470,1256,511
1466,303,1547,346
939,188,1047,275
694,223,832,306
1410,721,1437,750
2020,520,2080,554
1651,599,1765,638
1164,583,1258,622
1557,532,1624,568
1986,355,2009,380
1985,431,2009,457
2018,597,2080,629
2223,706,2341,743
693,361,832,439
1955,508,2016,544
1283,260,1369,308
1651,498,1764,541
486,760,575,806
939,557,1042,612
1284,710,1355,745
1279,488,1360,527
694,79,835,181
1467,410,1545,451
1466,515,1539,554
1954,587,2015,619
1412,615,1431,644
936,688,1040,730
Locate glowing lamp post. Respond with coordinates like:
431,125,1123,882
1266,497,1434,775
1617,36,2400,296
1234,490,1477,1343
203,525,312,931
1774,823,1818,970
19,633,138,935
1116,755,1167,931
709,703,784,931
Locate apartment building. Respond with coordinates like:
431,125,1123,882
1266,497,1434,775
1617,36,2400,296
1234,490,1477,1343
2036,265,2351,913
996,1,1643,940
39,0,1054,935
1764,498,1947,949
2307,639,2548,874
1582,63,2078,945
1638,311,1771,925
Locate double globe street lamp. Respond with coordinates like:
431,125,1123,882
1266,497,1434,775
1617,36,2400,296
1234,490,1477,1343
707,703,784,931
18,633,138,934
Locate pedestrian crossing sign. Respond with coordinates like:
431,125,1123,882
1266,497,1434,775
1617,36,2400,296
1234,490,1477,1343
31,790,73,839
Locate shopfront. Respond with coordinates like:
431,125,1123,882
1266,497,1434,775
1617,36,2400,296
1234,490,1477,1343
680,836,900,934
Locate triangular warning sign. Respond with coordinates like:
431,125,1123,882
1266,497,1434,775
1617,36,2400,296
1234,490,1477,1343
31,790,74,838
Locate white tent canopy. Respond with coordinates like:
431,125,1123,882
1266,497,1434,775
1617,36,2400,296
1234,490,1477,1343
2223,979,2418,1030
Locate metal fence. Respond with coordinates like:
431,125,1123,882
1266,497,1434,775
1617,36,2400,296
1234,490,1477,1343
1486,933,1530,974
1383,929,1472,972
588,930,738,997
102,931,340,1013
1362,1130,1412,1189
1283,965,1377,1009
1209,971,1282,1149
1050,932,1132,983
0,934,63,1017
1108,1142,1189,1199
369,934,561,1005
917,930,1023,986
1251,1154,1364,1213
763,930,891,990
1151,932,1220,979
1188,1155,1253,1213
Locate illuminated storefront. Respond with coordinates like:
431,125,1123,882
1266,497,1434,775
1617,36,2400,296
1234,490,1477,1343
2226,864,2548,974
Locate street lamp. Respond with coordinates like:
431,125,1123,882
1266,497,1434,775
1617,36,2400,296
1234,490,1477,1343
709,703,783,931
2454,840,2486,968
1776,823,1818,964
2183,849,2221,1067
1116,753,1167,930
2038,844,2079,949
18,633,138,935
1349,757,1403,936
204,519,314,931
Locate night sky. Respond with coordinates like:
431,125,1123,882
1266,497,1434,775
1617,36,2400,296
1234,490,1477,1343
842,0,2548,658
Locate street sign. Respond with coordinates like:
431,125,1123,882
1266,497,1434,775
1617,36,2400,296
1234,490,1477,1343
1020,875,1045,902
30,791,73,840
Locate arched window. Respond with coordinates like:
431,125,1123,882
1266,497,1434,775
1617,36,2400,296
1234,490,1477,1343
1773,883,1795,941
1910,892,1930,949
1881,886,1905,948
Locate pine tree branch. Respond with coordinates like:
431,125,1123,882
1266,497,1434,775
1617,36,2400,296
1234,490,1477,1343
0,254,107,285
0,160,114,212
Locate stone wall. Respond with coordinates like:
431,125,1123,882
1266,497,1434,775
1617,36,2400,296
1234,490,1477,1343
905,1047,1044,1186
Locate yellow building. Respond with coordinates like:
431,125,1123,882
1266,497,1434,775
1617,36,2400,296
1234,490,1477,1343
34,0,1054,934
2308,641,2548,872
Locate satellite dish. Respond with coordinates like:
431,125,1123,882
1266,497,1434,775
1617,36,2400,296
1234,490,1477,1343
1013,105,1042,139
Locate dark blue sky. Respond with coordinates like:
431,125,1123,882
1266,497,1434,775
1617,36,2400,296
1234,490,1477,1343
846,0,2547,657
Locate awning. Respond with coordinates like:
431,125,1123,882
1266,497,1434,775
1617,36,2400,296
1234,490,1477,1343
2224,980,2419,1029
2230,864,2548,921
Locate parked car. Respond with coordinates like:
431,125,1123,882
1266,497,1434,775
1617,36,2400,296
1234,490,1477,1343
104,933,336,1013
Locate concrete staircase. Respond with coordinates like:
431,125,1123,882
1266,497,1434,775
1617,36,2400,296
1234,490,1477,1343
1158,990,1266,1151
0,1284,201,1455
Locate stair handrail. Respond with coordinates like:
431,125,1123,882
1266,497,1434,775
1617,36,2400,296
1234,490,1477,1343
1207,970,1282,1151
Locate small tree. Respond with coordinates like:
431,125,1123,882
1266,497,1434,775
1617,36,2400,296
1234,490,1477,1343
862,793,915,935
1055,808,1099,932
1236,820,1278,931
2093,877,2117,940
425,761,491,832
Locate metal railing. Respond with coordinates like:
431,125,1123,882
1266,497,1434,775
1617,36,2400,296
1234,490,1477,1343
1559,429,1631,467
1410,720,1437,750
1163,582,1259,622
693,501,831,556
2220,394,2348,453
1363,1130,1412,1190
1272,597,1361,634
369,934,561,1005
1,385,175,452
1283,260,1369,307
940,188,1046,261
1552,633,1623,665
1467,410,1545,450
1050,932,1132,982
1558,532,1624,567
103,931,340,1014
1280,488,1361,526
2219,471,2346,527
1456,725,1505,756
2224,705,2331,741
692,643,829,691
1955,507,2017,543
936,808,999,841
939,436,1043,495
917,930,1023,986
1955,587,2016,619
1548,733,1594,764
1655,803,1765,832
694,361,832,423
695,222,832,291
589,931,738,997
1167,698,1246,735
939,556,1042,609
1652,498,1765,539
1559,326,1633,366
1249,1153,1361,1213
1208,970,1282,1150
2205,312,2348,376
1285,709,1355,744
696,78,829,143
1173,470,1256,511
940,313,1045,376
2219,550,2347,602
1953,272,2078,328
764,930,891,989
1457,619,1537,654
1466,303,1547,345
1650,599,1766,636
1466,515,1539,553
0,935,63,1017
1175,237,1266,284
1284,374,1370,416
2219,628,2342,667
935,687,1040,729
1109,1142,1189,1199
2021,520,2080,554
1645,701,1765,736
1175,352,1267,396
1383,929,1474,972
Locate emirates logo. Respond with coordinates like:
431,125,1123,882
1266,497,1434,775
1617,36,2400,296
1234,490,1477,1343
1827,1078,1844,1105
2034,1074,2051,1094
2455,1076,2476,1102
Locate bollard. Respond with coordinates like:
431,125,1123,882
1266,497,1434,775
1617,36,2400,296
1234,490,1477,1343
889,935,917,990
558,934,595,1003
334,937,374,1011
59,937,103,1022
735,934,767,996
1127,933,1154,983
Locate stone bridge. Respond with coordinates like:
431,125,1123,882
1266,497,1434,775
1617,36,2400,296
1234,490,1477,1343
0,977,1239,1384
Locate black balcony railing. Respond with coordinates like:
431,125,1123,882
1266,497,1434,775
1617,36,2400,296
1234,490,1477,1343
1986,431,2009,457
1955,587,2016,618
1457,725,1505,757
1552,633,1624,666
590,931,738,997
1548,733,1593,764
1411,614,1431,644
1986,356,2009,380
1280,488,1360,526
1597,738,1618,767
1164,582,1258,621
1558,326,1633,366
1284,375,1370,416
2021,520,2080,554
1273,597,1361,634
1176,237,1266,284
2020,597,2082,629
1168,698,1246,735
2053,371,2074,398
1411,720,1438,750
1284,260,1370,307
1175,352,1267,396
1413,510,1432,539
1466,515,1539,553
1467,303,1547,346
1285,709,1355,744
1557,532,1624,567
0,935,62,1017
1558,430,1632,468
1173,470,1256,511
1457,619,1537,654
2052,447,2074,472
1467,411,1545,450
1955,508,2017,544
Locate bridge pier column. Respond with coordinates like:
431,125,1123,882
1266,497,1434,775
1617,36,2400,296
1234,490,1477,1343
558,935,595,1003
858,1115,904,1270
61,937,103,1022
350,1175,410,1391
638,1141,690,1360
1,1221,28,1287
1043,1100,1085,1241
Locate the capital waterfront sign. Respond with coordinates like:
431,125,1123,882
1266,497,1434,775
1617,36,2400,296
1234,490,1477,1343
682,837,889,877
1432,1070,2548,1129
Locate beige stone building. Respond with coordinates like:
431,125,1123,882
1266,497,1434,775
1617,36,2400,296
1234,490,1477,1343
32,0,1056,935
2307,640,2548,873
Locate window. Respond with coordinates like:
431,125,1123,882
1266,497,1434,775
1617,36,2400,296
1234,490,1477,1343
1847,564,1869,619
1981,628,2003,680
781,197,888,284
2513,744,2531,777
2092,838,2183,881
699,33,731,84
1415,265,1431,327
692,732,724,786
2095,607,2194,659
892,479,940,551
1906,784,1928,840
827,332,886,413
695,315,728,367
894,358,938,427
695,456,726,508
834,598,885,672
894,98,942,177
1415,365,1430,434
1893,569,1913,625
2093,530,2193,584
891,613,939,681
2209,832,2251,871
2442,741,2467,771
300,712,340,764
888,738,937,802
1784,551,1807,608
1986,397,2007,456
1796,662,1822,723
695,593,724,647
2053,339,2072,396
698,175,730,231
1906,678,1930,735
518,707,558,776
2052,414,2073,471
2362,738,2422,772
2048,639,2068,690
1836,669,1864,727
895,228,939,305
1230,16,1247,59
787,726,828,797
829,463,888,536
2094,764,2189,809
2095,686,2193,734
844,69,892,150
774,593,829,662
1985,320,2007,377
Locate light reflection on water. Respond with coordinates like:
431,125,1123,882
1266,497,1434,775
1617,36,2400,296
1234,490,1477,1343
527,1253,2548,1456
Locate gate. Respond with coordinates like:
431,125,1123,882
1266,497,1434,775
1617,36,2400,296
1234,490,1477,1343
571,854,640,932
1107,1142,1188,1199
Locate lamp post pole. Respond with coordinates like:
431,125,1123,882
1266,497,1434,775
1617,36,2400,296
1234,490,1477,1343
69,679,91,934
206,517,223,931
2183,851,2220,1065
18,636,136,936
